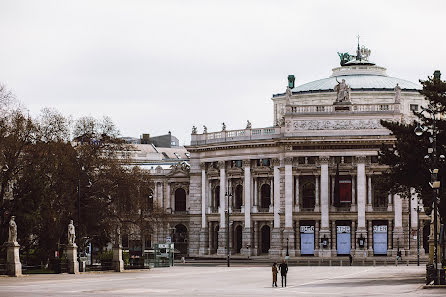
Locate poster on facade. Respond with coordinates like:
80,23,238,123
300,225,315,255
339,180,352,203
337,226,351,255
373,225,387,255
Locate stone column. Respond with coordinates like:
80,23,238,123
409,187,418,254
331,221,336,256
270,158,282,256
315,220,320,251
269,179,274,212
66,243,79,274
6,241,22,277
387,219,393,255
356,157,367,257
166,182,171,213
351,174,356,211
253,221,259,256
252,178,258,213
367,220,373,256
241,160,252,256
315,175,320,212
217,161,227,255
295,175,300,212
199,162,209,255
283,157,295,256
352,221,356,252
393,194,403,255
387,193,393,211
319,156,331,257
367,176,373,211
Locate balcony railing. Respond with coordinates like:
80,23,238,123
190,127,281,145
288,103,399,115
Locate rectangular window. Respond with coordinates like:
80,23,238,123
410,104,419,112
339,179,352,203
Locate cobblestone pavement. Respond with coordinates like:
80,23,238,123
0,265,444,296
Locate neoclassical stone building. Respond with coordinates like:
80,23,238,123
153,46,431,259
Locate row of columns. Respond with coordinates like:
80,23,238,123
199,156,408,256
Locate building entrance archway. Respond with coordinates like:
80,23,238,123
260,225,271,254
234,225,243,254
173,224,188,256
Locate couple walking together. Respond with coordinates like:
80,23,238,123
272,260,288,287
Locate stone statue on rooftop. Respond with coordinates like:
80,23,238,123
246,120,252,129
394,83,401,103
334,78,350,103
203,125,207,133
191,126,197,134
222,122,226,131
8,216,17,243
68,220,76,245
285,86,292,104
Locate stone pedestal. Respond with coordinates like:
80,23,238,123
282,228,296,257
217,229,228,256
199,228,209,255
268,228,282,257
113,245,124,272
318,228,332,257
240,228,253,256
6,242,22,277
65,244,79,274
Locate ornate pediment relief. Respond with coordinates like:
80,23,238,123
227,166,244,177
167,162,190,177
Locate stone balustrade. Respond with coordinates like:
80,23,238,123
190,127,281,145
288,103,399,115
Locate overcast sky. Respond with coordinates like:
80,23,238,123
1,0,446,145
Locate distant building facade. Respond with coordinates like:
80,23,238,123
145,46,430,259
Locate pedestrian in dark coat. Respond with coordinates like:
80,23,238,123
272,262,278,287
278,260,288,287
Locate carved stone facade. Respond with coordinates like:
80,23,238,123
147,53,429,261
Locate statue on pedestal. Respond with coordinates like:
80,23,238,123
246,120,252,129
221,122,226,131
115,224,121,247
285,86,292,105
394,83,402,103
191,126,197,134
203,125,207,134
68,220,76,245
8,216,17,243
334,78,351,103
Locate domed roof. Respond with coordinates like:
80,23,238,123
289,64,421,95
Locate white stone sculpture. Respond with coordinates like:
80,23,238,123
222,122,226,131
8,216,17,243
68,220,76,245
115,224,121,247
285,86,292,104
192,126,197,134
203,125,207,133
246,120,252,129
394,83,401,103
334,79,350,103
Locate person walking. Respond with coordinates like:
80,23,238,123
272,262,278,287
278,259,288,287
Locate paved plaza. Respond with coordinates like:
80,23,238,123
0,265,444,296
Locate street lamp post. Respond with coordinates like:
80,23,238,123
414,104,443,285
225,187,232,267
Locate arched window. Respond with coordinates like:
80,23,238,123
175,188,186,211
234,185,243,209
302,182,315,209
260,184,271,209
214,186,220,209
